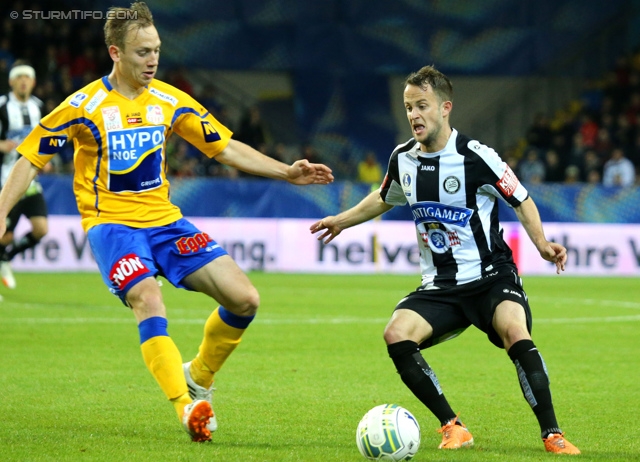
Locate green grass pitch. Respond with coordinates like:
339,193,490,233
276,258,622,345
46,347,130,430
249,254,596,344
0,272,638,461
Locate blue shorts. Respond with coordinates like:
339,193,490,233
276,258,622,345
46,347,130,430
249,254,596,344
87,218,228,304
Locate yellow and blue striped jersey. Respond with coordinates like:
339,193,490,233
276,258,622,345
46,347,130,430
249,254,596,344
17,76,232,231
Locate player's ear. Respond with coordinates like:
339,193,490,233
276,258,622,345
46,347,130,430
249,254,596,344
441,100,452,118
108,44,121,62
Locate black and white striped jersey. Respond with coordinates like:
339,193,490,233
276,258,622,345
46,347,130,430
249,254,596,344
380,128,529,287
0,92,43,187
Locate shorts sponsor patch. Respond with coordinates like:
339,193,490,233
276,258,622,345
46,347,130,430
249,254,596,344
175,232,215,254
109,253,150,288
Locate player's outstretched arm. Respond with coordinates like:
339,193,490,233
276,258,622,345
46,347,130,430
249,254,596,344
310,190,393,244
514,196,567,274
216,139,334,185
0,156,39,236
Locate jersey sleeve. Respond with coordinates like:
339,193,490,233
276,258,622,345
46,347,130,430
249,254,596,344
171,95,233,158
16,99,78,169
467,139,528,207
379,152,406,206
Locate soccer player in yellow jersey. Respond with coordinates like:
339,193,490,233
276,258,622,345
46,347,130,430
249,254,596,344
0,2,333,443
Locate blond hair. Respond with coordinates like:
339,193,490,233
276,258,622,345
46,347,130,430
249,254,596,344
104,2,154,50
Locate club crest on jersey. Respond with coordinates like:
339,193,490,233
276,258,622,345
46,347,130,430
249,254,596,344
402,173,412,196
146,105,164,124
411,201,473,227
107,126,165,192
420,228,460,254
102,106,123,131
443,176,461,194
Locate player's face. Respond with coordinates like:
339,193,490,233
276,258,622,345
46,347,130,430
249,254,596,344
118,25,161,89
404,84,451,152
9,75,35,100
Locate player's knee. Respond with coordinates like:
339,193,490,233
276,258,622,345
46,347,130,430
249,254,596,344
127,285,165,315
32,227,48,241
383,323,406,345
229,287,260,317
0,231,14,245
501,325,531,350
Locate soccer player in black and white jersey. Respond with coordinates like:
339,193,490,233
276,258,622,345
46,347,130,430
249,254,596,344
0,60,49,290
311,65,580,455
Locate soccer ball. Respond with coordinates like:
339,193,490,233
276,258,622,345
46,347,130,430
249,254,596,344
356,404,421,461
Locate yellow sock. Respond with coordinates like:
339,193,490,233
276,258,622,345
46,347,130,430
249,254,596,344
170,392,192,420
140,336,188,401
190,307,253,388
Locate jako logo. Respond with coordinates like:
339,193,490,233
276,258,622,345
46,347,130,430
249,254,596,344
420,165,435,171
109,253,150,288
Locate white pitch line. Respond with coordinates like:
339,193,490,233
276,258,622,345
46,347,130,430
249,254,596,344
2,315,640,325
531,297,640,310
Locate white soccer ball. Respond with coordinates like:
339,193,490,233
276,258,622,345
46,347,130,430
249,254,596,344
356,404,421,461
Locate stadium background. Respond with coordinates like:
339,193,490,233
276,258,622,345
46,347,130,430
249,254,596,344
1,0,640,253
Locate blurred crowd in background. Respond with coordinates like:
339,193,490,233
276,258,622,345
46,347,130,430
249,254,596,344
1,1,638,187
506,54,640,187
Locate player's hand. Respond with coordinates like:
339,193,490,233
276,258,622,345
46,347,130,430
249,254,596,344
538,241,567,274
0,140,19,153
310,217,342,244
286,159,334,185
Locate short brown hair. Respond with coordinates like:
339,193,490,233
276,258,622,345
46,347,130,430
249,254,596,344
404,65,453,103
104,2,154,50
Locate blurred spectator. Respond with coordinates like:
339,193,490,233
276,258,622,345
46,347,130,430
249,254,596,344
625,91,640,124
594,128,613,158
70,46,98,87
357,151,383,185
568,131,587,166
579,79,603,111
301,143,322,164
165,66,193,96
543,149,565,182
578,113,599,148
627,132,640,169
517,148,545,184
613,113,634,149
602,147,636,187
580,149,603,181
525,113,552,150
198,83,224,118
269,143,292,163
235,105,268,149
586,169,601,184
564,165,581,184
